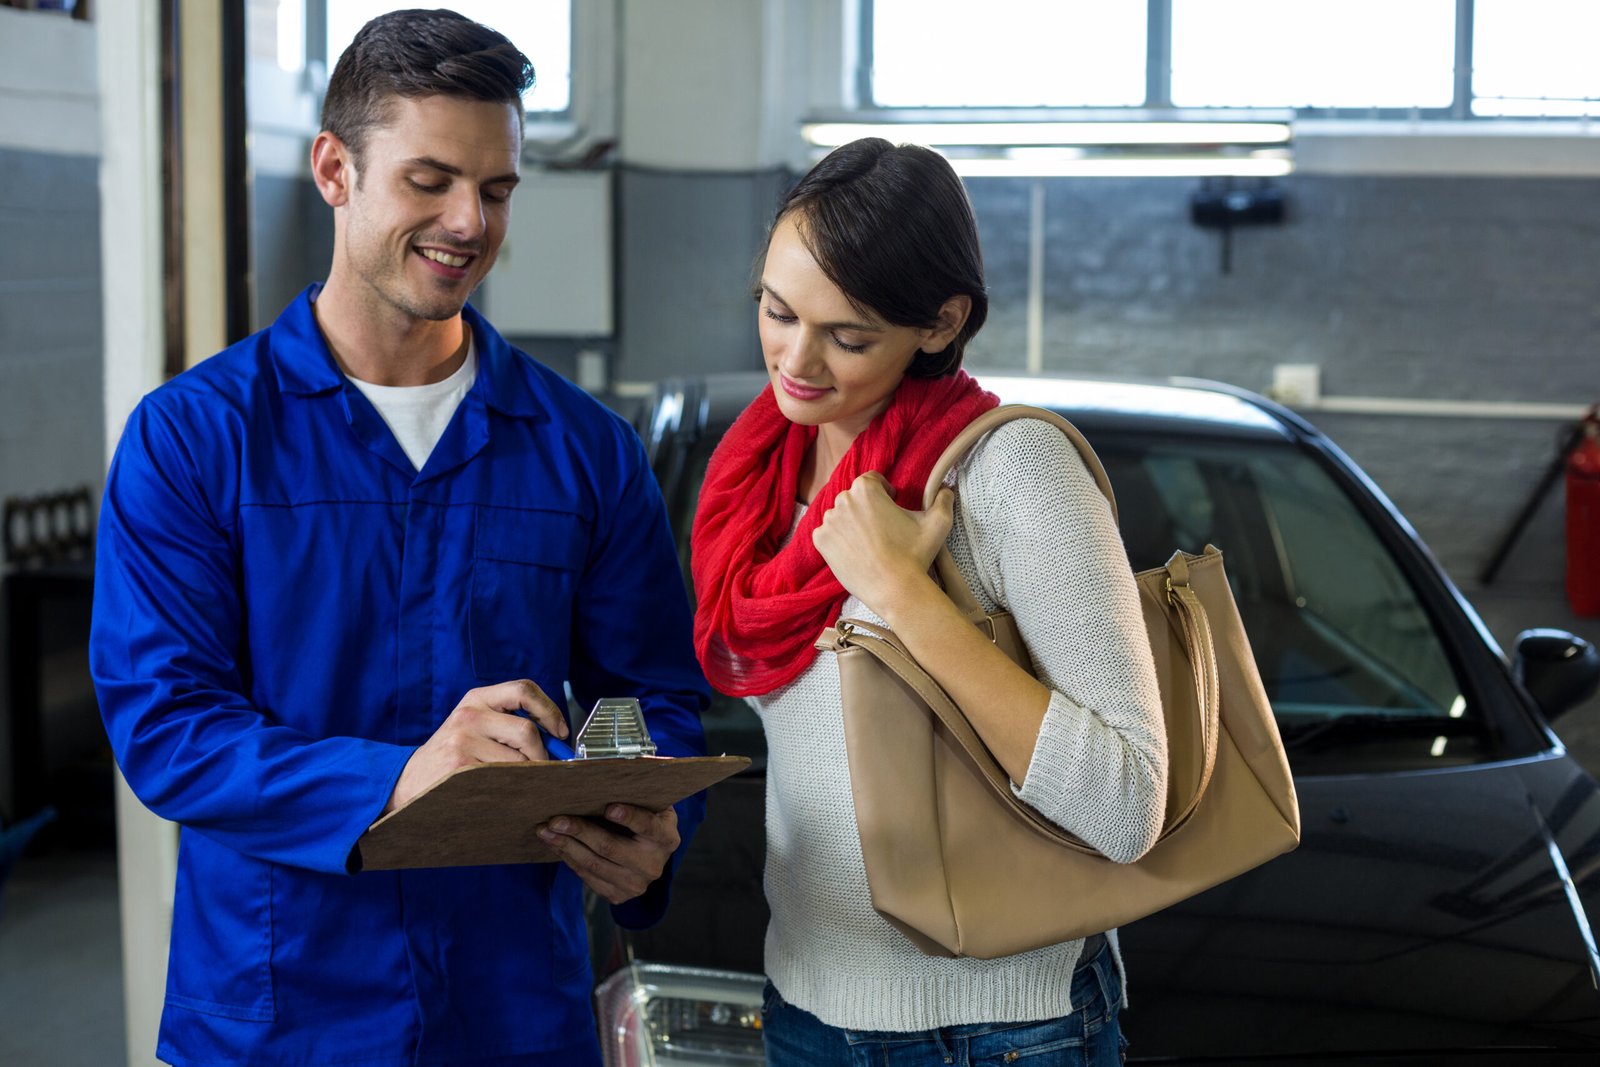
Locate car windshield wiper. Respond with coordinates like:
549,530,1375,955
1279,712,1480,751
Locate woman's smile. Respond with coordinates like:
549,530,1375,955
779,375,833,401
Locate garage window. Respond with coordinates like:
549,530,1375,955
862,0,1598,120
324,0,572,114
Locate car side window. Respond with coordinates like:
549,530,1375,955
1098,435,1491,773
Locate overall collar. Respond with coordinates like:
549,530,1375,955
269,284,548,423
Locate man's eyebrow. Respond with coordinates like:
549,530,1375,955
759,283,880,332
403,157,521,186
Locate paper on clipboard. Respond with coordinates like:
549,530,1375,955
356,754,749,871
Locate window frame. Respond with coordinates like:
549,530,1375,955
854,0,1596,124
305,0,591,138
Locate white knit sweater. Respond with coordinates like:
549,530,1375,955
751,417,1168,1032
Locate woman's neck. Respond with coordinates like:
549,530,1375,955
798,421,861,503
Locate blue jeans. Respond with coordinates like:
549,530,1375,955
761,940,1127,1067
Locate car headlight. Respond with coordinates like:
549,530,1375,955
595,962,766,1066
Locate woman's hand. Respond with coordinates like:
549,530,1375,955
813,471,955,617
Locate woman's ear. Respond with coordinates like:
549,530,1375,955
310,131,354,208
920,294,973,355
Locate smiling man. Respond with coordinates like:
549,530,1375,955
90,11,708,1067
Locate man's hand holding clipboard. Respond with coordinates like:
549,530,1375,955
357,692,748,880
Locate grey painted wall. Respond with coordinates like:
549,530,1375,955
615,167,791,384
250,172,335,333
0,148,104,506
612,168,1600,751
615,169,1598,585
245,167,1600,704
959,174,1599,579
0,147,104,816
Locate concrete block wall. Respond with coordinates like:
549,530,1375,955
616,170,1597,583
0,148,104,507
612,169,1600,756
959,174,1599,579
0,9,104,509
0,9,105,820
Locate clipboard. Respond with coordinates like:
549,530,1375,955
357,700,749,870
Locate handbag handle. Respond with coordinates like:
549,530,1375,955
859,403,1223,843
1154,552,1221,833
924,406,1119,625
825,555,1220,852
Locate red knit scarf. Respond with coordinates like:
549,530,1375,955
691,371,999,696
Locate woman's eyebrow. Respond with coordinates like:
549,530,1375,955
759,283,880,332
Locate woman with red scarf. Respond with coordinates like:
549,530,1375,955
691,139,1167,1067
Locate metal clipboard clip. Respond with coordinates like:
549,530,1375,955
573,698,657,760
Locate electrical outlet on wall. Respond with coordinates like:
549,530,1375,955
1268,364,1322,407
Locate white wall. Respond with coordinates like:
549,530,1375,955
618,0,769,170
0,7,98,156
98,1,178,1063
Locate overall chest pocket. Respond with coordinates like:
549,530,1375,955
469,507,588,681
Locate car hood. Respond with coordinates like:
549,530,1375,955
1118,752,1600,1060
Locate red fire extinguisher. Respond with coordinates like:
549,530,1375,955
1569,406,1600,617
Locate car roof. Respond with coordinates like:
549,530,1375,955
694,371,1299,443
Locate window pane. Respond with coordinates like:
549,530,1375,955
326,1,571,113
1171,0,1455,108
1474,0,1600,116
1097,434,1482,771
871,0,1146,107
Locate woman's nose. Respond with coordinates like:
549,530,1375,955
777,330,826,379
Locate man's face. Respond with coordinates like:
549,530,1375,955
337,94,522,323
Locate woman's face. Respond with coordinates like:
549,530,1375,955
757,214,942,439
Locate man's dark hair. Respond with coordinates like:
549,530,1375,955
761,137,989,378
320,8,535,165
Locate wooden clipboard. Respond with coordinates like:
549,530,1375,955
356,755,749,871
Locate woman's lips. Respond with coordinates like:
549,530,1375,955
780,375,832,401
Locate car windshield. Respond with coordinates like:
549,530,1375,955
663,414,1493,775
1089,431,1487,768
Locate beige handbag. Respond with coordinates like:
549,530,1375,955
815,405,1301,960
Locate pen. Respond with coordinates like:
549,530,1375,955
541,727,576,762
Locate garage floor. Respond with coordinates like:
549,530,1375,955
1,588,1597,1067
0,847,123,1065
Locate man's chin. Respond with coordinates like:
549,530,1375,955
416,302,466,322
396,292,469,322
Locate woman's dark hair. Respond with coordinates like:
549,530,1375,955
763,138,988,378
320,8,535,167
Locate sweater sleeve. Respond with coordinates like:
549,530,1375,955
952,418,1168,863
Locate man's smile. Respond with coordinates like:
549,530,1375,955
414,244,477,279
419,248,471,268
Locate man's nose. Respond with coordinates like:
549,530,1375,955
440,187,486,242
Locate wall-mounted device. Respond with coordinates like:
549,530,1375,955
1190,178,1286,274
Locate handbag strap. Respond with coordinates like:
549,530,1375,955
923,405,1120,521
921,406,1119,623
1158,552,1221,831
882,402,1221,841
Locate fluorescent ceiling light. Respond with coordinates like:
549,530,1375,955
947,155,1294,178
803,121,1293,147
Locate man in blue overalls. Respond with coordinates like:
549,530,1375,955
90,11,709,1065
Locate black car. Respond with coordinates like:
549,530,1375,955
590,371,1600,1066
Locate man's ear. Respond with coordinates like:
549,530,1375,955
920,294,973,355
311,131,354,208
